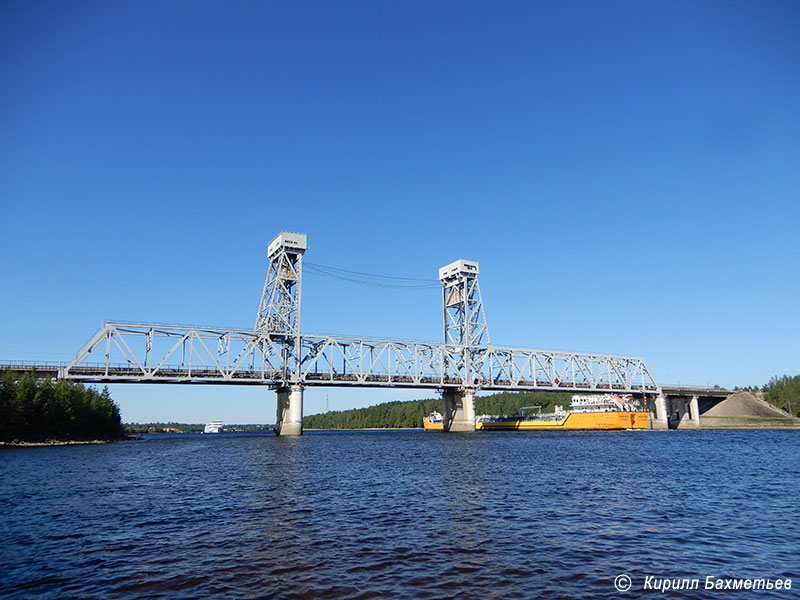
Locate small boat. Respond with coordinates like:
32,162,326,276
203,420,224,434
479,394,650,431
423,411,444,430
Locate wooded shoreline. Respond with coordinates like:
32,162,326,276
0,371,127,444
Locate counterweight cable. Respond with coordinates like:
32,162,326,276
303,261,441,289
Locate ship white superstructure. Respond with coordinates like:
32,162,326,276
203,421,224,434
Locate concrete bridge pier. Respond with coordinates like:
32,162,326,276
652,392,669,430
275,384,303,436
672,395,701,429
691,396,701,427
442,388,476,432
687,395,701,428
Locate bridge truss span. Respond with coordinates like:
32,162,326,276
300,336,657,393
62,322,658,394
300,335,464,387
471,346,658,393
64,322,285,383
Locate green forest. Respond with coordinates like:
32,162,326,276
0,371,126,443
303,390,574,429
762,375,800,417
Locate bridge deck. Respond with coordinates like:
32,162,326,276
660,385,731,397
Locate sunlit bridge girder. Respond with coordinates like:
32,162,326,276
62,322,658,393
64,322,284,384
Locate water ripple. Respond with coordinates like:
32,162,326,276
1,430,799,598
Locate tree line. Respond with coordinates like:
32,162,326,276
762,375,800,417
124,423,274,433
0,371,126,443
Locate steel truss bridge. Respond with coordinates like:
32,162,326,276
60,322,656,393
6,232,661,433
54,232,657,396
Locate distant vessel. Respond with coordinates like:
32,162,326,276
479,394,650,431
423,411,444,430
203,421,224,434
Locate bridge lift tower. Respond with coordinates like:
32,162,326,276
439,259,489,432
255,232,307,435
256,236,493,435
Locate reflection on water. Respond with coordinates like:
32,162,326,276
1,430,798,599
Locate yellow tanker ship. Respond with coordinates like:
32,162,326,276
478,394,649,431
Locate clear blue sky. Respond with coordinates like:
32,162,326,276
1,1,798,423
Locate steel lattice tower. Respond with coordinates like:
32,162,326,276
255,232,307,380
439,259,490,386
439,259,490,348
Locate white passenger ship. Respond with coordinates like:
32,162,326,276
203,421,224,434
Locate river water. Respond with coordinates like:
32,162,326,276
1,430,798,599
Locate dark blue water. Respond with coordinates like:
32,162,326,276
1,430,798,599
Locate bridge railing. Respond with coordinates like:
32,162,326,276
0,361,64,369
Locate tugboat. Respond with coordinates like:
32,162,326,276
423,411,444,430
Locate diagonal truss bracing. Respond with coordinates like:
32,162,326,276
63,322,658,393
470,347,658,392
64,322,284,383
